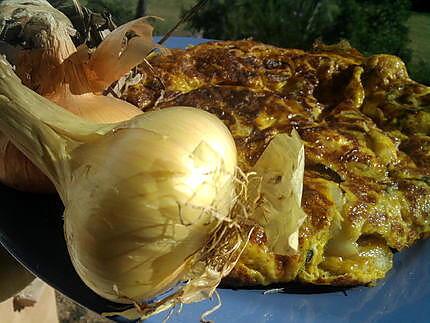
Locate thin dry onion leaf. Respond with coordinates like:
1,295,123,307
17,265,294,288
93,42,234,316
248,131,306,255
64,17,167,95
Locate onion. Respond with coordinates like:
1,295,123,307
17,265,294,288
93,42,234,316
0,0,157,192
248,131,306,255
66,108,238,304
0,58,246,318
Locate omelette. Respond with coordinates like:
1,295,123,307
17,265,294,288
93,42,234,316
122,40,430,287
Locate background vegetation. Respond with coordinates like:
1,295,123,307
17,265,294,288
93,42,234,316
50,0,429,85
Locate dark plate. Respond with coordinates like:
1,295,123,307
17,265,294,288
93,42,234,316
1,37,429,323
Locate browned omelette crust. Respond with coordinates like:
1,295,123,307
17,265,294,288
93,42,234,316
123,40,430,286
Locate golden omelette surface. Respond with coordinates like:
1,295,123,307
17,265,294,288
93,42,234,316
123,40,430,286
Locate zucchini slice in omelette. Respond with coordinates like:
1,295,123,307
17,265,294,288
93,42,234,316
122,40,430,286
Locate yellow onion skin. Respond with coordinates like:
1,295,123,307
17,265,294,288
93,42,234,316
64,107,237,303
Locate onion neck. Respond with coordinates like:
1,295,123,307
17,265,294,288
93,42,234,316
0,58,112,198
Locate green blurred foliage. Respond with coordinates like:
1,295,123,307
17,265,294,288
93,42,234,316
408,12,430,85
409,59,430,85
79,0,138,24
324,0,412,62
49,0,138,24
49,0,195,36
186,0,341,49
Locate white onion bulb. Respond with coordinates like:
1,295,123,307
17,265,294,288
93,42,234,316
65,108,237,302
